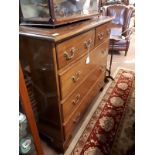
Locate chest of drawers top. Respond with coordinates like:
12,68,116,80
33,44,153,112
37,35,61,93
19,16,113,42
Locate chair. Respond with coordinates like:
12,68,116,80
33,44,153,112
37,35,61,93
106,4,134,56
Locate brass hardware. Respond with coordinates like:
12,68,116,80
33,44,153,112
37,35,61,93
102,48,108,56
98,33,104,40
84,39,92,64
72,71,81,82
72,94,81,105
99,66,104,72
101,50,105,54
84,39,92,49
64,47,76,60
73,113,81,124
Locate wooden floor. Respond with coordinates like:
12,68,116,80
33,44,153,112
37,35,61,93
40,33,135,155
108,32,135,75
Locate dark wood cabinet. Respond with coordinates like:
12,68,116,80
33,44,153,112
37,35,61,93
19,16,112,152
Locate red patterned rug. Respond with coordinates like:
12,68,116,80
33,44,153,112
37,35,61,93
69,69,135,155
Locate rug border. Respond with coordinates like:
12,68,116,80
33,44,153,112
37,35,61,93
109,71,135,155
64,67,135,155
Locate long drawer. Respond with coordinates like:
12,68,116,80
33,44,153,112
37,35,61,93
56,29,95,70
59,40,109,100
60,41,109,122
63,68,106,140
58,55,94,99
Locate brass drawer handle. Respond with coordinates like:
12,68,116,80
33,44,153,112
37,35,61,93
101,49,106,54
99,66,104,72
84,39,93,49
64,47,76,60
73,113,81,124
98,33,104,40
72,71,81,83
72,93,81,105
101,48,108,56
99,64,106,72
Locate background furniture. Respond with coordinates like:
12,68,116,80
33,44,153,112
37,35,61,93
19,64,44,155
101,0,135,6
106,4,134,56
19,16,112,152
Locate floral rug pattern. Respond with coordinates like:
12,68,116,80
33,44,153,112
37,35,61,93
70,69,135,155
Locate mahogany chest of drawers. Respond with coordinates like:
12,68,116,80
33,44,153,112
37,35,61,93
19,16,112,152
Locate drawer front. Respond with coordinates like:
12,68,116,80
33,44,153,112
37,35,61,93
56,29,95,69
61,41,109,122
95,22,111,47
63,68,106,140
91,40,109,68
59,56,94,99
